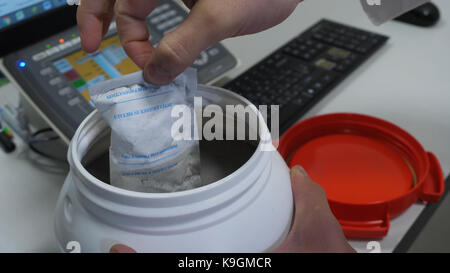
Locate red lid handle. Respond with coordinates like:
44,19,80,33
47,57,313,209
421,152,445,202
340,213,390,239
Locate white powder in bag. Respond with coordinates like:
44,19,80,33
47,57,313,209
89,68,202,193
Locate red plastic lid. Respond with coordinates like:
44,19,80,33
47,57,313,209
278,113,445,238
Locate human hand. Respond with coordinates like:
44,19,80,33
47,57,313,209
77,0,303,85
274,166,355,253
110,165,355,253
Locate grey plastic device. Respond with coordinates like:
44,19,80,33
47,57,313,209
2,0,237,142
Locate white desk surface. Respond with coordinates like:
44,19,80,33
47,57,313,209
1,0,449,252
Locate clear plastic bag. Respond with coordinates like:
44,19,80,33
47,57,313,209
89,68,202,193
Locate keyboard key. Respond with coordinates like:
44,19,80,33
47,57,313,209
302,87,318,98
32,52,48,62
301,53,313,61
45,47,60,56
302,70,323,85
335,64,348,72
58,87,72,96
312,82,324,90
49,77,63,86
320,73,338,86
274,57,289,68
40,67,54,76
293,96,310,106
68,97,81,106
315,58,336,70
291,83,305,92
356,44,371,53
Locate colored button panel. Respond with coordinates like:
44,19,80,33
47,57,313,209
72,78,86,89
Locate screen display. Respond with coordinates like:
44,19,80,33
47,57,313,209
0,0,66,31
52,35,141,104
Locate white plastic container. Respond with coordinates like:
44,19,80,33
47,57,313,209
54,85,293,253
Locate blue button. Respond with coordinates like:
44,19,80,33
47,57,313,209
17,60,27,69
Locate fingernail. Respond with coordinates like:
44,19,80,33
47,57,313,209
291,165,307,179
145,64,171,85
110,244,136,253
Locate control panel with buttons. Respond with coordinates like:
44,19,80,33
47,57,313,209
3,0,237,141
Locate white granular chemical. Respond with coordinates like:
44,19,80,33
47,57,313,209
89,68,202,193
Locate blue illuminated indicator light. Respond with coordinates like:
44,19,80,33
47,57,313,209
17,61,27,68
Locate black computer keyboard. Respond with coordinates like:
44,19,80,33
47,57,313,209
224,19,389,133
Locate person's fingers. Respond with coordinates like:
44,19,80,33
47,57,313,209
287,165,328,239
290,165,308,184
143,0,239,84
78,0,303,84
289,165,333,238
114,0,158,69
274,165,355,253
77,0,114,52
102,2,115,37
181,0,197,9
144,0,304,84
290,165,329,215
110,244,136,253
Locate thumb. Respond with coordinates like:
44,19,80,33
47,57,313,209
275,165,355,253
110,244,136,253
290,165,330,224
144,2,235,84
290,165,308,185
